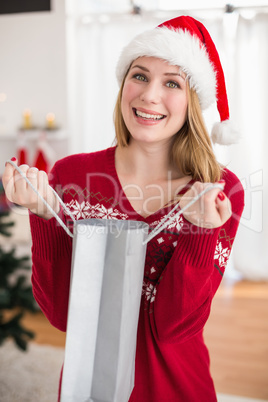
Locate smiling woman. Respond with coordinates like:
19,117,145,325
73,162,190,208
2,14,244,402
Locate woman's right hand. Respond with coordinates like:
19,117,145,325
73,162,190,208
2,158,59,220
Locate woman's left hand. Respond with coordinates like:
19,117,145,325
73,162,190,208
179,181,232,229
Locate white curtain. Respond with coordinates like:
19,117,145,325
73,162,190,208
223,14,268,280
66,14,161,154
66,9,268,280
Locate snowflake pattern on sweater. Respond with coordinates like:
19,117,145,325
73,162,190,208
65,199,128,220
149,211,184,233
214,240,231,268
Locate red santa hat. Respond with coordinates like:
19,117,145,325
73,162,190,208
116,15,239,145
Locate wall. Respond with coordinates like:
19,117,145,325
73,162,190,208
0,0,68,174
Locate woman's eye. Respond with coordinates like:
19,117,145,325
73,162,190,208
133,74,147,82
166,81,179,89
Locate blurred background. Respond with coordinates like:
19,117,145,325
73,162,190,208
0,1,267,401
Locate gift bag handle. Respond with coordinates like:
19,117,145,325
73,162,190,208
143,182,224,245
6,160,76,238
6,160,223,243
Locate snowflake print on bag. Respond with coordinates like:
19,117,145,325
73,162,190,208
214,240,231,269
65,200,128,220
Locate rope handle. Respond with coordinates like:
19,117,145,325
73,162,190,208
143,183,224,245
6,160,76,238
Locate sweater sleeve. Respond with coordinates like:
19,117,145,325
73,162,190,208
29,164,73,332
151,169,245,344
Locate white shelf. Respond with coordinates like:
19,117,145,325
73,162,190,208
0,129,67,140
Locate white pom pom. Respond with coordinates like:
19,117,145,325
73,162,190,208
211,120,240,145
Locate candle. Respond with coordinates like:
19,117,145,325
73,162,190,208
46,113,56,129
23,109,32,129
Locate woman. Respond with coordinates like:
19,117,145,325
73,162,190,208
3,16,244,401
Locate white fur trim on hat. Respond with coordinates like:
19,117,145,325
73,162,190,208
211,120,240,145
116,27,217,110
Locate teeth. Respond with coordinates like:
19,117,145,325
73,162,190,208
135,110,164,120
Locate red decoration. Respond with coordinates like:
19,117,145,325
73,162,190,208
17,147,28,165
17,132,28,165
33,149,49,173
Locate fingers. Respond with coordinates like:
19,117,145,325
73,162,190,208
215,191,232,223
37,170,60,216
180,180,232,228
190,181,225,205
181,182,222,215
3,159,43,207
37,169,49,192
2,158,17,198
13,164,35,194
26,167,39,196
3,159,58,219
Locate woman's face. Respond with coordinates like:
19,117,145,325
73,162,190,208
121,56,188,147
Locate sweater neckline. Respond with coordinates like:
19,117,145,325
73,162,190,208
106,146,195,223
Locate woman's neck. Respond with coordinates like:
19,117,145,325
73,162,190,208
115,140,182,184
115,140,192,217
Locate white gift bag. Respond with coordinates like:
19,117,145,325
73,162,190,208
60,218,149,402
7,160,223,402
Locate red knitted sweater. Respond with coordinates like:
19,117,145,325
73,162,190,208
29,147,244,401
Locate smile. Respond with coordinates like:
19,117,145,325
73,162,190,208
134,108,166,121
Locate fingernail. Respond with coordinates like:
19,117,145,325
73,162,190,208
218,191,225,201
11,157,16,161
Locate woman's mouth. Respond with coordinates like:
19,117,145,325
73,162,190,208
133,108,166,121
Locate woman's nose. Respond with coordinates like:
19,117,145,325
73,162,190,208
140,81,161,104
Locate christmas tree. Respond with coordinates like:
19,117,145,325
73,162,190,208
0,181,37,350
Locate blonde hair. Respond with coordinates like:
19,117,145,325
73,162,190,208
113,77,222,183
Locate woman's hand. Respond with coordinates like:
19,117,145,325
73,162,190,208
2,158,59,220
179,181,232,229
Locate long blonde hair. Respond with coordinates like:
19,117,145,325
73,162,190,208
113,77,222,183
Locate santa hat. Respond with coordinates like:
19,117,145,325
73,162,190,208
116,15,239,145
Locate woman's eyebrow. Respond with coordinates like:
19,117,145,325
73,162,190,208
164,72,186,80
164,72,180,76
130,64,149,72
